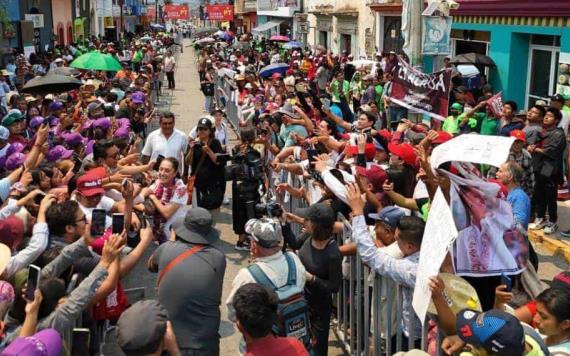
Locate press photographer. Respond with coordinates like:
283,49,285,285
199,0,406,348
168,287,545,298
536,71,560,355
227,127,265,250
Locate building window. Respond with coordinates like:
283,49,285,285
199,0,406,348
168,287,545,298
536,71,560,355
531,35,560,47
319,31,328,47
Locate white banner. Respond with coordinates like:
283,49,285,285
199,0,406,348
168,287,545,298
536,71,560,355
413,188,458,325
430,134,515,169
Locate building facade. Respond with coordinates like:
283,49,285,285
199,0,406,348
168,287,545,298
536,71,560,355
306,0,376,58
422,0,570,109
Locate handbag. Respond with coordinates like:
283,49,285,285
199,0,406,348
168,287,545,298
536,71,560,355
186,142,209,205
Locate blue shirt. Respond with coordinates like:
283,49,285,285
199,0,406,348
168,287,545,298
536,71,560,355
507,187,531,230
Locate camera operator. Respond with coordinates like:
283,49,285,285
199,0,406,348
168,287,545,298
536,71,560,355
228,127,265,251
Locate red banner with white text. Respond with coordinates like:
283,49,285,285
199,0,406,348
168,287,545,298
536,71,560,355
163,4,190,20
206,5,234,21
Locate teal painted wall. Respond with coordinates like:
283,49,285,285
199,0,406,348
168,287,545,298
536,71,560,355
446,22,570,108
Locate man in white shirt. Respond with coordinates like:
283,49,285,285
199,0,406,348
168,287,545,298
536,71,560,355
142,111,188,174
164,50,176,89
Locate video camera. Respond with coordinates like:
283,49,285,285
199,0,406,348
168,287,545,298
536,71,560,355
224,149,263,182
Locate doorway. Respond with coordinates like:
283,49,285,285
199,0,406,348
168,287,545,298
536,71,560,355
526,36,560,107
383,16,403,53
340,34,351,54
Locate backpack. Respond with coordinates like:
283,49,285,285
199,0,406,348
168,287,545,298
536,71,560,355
247,253,313,352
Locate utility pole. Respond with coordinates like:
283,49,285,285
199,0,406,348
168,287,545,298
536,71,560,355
402,0,423,69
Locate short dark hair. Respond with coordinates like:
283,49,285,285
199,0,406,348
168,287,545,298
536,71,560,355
38,276,66,319
504,100,518,112
359,111,376,124
160,111,175,121
536,287,570,325
397,216,425,247
233,283,278,338
93,139,115,161
531,105,546,117
162,157,180,172
547,107,563,123
46,200,80,236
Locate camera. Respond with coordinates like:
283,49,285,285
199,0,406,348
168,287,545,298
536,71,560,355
254,201,283,218
225,149,263,182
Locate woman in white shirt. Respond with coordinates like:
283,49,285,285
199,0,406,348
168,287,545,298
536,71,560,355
139,157,187,243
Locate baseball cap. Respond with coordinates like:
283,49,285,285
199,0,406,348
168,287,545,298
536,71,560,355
1,328,62,356
5,153,26,171
2,109,23,127
63,132,85,147
46,145,73,162
117,300,168,356
48,100,64,111
0,126,8,140
346,143,376,161
456,308,525,356
450,102,463,111
131,91,145,104
368,206,405,229
0,280,14,303
295,203,336,226
550,94,565,103
245,218,283,248
562,93,570,101
0,216,25,251
93,117,111,130
29,116,45,129
388,143,417,165
427,273,482,316
431,131,453,145
6,142,25,157
355,165,387,191
377,129,391,141
76,167,105,197
510,129,526,142
86,101,103,113
197,117,213,130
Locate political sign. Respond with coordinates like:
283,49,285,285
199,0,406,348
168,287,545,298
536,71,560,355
206,5,234,21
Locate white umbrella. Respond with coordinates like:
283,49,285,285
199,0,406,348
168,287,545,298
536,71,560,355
348,59,375,69
457,64,480,78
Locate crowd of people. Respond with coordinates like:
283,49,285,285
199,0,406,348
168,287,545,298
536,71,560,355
0,21,567,356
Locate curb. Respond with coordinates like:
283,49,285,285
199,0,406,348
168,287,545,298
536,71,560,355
528,230,570,264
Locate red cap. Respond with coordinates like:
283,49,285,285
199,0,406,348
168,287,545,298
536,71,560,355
271,72,282,79
355,165,387,191
346,143,376,160
388,143,417,165
77,167,106,197
432,131,453,145
0,216,25,251
510,129,526,142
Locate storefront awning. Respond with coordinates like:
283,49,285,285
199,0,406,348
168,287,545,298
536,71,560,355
252,20,283,35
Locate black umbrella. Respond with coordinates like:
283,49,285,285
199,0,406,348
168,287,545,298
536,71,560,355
48,66,81,77
449,52,496,67
21,74,83,94
192,28,218,39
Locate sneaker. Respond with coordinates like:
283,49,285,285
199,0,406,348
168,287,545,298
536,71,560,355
529,218,546,230
560,229,570,237
544,222,558,235
235,240,250,251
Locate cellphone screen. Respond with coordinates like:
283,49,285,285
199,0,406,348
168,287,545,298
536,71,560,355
34,192,46,205
26,265,41,300
90,209,107,237
112,214,125,234
154,155,165,170
71,329,91,356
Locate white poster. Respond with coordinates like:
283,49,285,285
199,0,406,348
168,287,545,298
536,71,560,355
412,188,458,325
430,134,515,169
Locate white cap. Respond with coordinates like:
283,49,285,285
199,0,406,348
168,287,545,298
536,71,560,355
0,126,9,140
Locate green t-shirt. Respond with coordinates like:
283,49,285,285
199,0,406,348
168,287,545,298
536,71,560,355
479,113,499,136
442,115,460,134
375,84,384,110
331,79,350,103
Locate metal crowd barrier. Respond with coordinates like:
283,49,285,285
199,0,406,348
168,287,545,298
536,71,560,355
214,75,240,131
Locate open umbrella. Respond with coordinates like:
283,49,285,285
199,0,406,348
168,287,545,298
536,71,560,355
457,65,480,78
449,53,496,67
192,28,218,38
348,59,375,69
70,52,122,72
232,42,251,50
259,63,289,78
196,37,215,45
150,23,165,30
270,35,289,42
21,74,82,94
283,41,303,49
48,66,81,77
